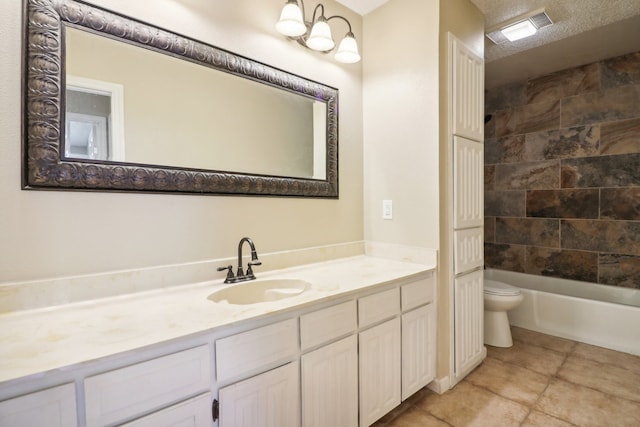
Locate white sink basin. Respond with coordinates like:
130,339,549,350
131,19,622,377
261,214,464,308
208,279,311,305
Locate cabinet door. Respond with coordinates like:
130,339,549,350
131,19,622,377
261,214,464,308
301,335,358,427
453,136,483,229
451,34,484,141
401,304,436,400
454,270,484,380
0,383,77,427
359,317,401,427
120,393,211,427
218,361,299,427
454,227,484,274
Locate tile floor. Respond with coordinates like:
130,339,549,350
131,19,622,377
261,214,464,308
373,327,640,427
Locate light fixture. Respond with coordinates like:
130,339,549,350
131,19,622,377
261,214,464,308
276,0,361,64
501,20,537,42
486,8,553,45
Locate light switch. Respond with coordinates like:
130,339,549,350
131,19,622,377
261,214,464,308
382,200,393,219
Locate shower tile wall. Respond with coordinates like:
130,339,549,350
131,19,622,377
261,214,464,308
484,51,640,288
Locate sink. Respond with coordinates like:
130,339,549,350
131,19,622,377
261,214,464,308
208,279,311,305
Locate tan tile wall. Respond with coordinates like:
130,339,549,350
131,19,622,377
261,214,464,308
484,51,640,287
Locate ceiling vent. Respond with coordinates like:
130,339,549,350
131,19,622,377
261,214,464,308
486,8,553,45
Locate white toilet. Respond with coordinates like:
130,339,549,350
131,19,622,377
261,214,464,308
483,279,523,347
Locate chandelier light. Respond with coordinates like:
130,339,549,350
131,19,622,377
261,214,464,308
276,0,361,64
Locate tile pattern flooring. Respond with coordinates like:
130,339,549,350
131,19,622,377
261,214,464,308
372,327,640,427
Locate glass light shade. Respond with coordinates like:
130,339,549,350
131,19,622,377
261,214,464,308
305,18,335,51
501,20,537,41
276,1,307,37
334,32,360,63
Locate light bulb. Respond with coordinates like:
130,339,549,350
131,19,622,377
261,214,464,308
501,20,537,41
306,18,334,51
334,32,360,63
276,1,306,37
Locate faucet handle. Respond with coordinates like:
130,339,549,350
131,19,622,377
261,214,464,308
217,265,236,283
246,259,261,279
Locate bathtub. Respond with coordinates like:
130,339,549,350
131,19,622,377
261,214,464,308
484,269,640,356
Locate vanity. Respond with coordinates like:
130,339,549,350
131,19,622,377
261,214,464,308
0,256,436,427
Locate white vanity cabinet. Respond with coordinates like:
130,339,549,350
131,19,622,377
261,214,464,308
215,318,300,427
300,301,358,427
0,383,77,427
358,273,437,427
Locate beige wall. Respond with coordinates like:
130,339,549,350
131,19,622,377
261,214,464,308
0,0,363,283
363,0,483,386
438,0,484,380
363,0,441,248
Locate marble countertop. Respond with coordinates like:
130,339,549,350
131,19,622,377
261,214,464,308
0,255,434,386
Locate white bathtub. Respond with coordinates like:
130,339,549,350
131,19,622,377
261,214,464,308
485,269,640,356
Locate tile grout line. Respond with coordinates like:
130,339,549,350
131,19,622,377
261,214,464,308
517,340,577,427
554,343,640,407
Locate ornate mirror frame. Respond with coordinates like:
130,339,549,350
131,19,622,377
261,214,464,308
22,0,339,197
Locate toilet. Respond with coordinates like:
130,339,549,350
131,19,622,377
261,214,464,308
483,279,523,347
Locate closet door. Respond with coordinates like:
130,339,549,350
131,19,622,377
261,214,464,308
454,228,484,275
454,270,484,379
453,136,483,229
451,36,484,141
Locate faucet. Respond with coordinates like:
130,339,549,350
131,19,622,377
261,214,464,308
217,237,262,283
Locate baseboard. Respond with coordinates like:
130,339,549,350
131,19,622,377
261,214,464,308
427,375,451,394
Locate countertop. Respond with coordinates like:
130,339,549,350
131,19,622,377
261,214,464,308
0,255,434,386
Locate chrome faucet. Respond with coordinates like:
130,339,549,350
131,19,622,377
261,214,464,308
217,237,262,283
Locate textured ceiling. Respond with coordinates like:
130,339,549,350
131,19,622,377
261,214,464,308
337,0,640,88
473,0,640,63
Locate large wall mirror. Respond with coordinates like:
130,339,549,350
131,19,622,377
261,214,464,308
23,0,339,197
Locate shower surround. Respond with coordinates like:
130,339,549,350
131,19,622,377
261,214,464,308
484,51,640,288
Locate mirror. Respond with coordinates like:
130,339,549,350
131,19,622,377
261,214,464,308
23,0,339,197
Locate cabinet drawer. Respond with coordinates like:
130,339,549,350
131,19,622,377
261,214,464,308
120,393,211,427
401,274,435,312
216,318,298,384
85,345,211,427
300,300,357,351
358,288,400,328
0,383,77,427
